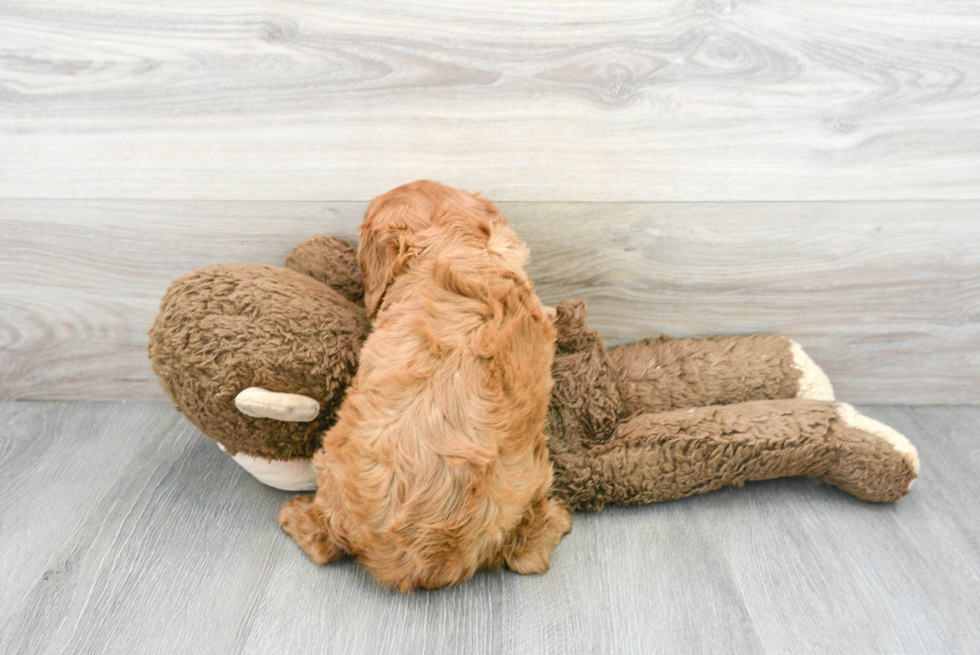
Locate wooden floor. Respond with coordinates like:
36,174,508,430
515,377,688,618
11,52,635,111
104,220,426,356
1,401,977,655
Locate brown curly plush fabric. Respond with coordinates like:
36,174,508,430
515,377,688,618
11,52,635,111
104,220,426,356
149,233,918,510
547,399,916,510
148,262,369,460
285,235,364,304
608,334,802,415
547,300,623,452
546,303,917,509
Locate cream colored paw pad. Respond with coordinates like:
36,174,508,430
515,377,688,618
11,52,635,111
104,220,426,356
836,403,921,476
789,340,835,401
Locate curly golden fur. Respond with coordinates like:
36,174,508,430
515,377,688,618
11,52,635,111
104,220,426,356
279,181,571,591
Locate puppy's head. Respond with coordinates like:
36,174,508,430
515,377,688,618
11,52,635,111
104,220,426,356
358,180,507,317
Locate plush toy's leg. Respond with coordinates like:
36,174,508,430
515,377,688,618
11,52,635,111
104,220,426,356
607,335,833,414
278,495,346,565
549,399,918,511
216,443,317,491
502,496,573,575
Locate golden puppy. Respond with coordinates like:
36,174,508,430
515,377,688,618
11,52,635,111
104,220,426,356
278,181,571,591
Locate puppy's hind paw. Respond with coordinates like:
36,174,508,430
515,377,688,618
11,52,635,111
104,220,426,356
278,495,344,565
504,499,572,576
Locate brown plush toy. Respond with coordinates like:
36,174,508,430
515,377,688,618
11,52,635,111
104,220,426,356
149,237,919,509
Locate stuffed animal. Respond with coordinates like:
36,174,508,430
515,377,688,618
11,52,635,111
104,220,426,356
148,236,919,509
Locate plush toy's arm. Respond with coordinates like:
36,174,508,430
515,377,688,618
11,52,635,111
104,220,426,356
607,335,834,416
285,236,365,305
548,399,919,512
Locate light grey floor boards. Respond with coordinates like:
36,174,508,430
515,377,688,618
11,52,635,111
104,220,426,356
0,402,976,654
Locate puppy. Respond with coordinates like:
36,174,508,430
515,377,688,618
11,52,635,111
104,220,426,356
279,181,571,591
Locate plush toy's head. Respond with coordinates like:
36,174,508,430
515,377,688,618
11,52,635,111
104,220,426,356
148,237,372,460
148,234,621,464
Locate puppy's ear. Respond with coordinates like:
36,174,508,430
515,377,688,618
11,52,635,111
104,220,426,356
358,223,395,317
358,220,420,318
359,184,437,316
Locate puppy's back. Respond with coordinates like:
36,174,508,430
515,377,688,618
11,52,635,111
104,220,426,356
323,222,556,591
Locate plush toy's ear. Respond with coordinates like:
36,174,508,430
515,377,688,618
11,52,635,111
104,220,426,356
285,236,364,304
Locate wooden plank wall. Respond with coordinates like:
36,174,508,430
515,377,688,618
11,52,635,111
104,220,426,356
1,1,979,403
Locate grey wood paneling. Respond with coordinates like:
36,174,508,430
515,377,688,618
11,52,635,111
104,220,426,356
2,1,979,202
1,402,978,654
1,199,977,403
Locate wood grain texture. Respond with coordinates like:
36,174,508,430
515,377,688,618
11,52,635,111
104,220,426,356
1,402,978,654
0,402,291,655
0,199,362,401
0,402,176,624
708,405,980,654
1,199,977,403
2,1,980,201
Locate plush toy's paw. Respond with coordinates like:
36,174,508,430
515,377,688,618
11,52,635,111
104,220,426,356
217,443,318,491
823,404,920,502
279,495,344,565
789,339,835,401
